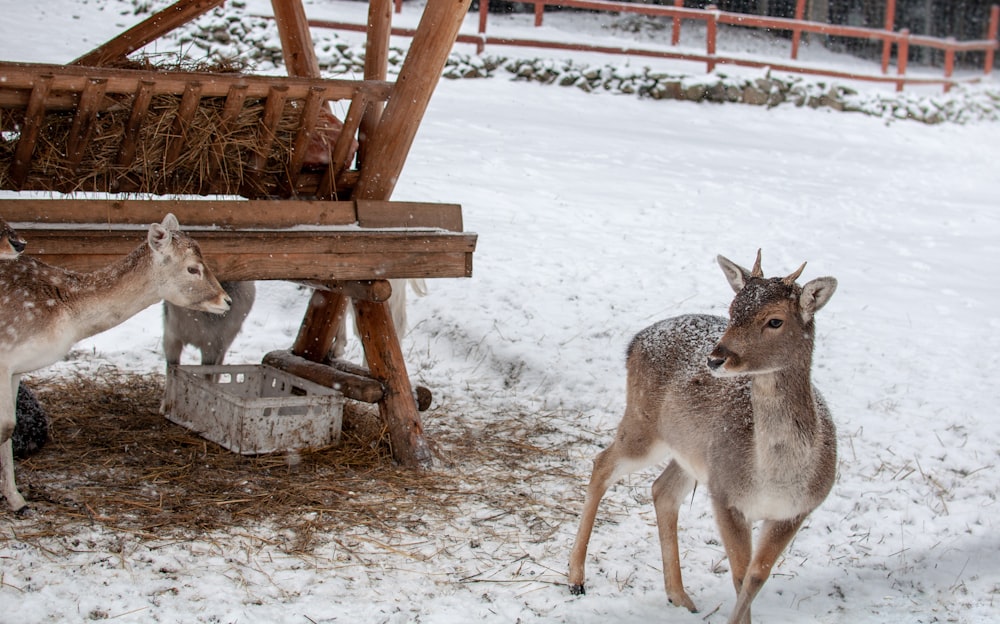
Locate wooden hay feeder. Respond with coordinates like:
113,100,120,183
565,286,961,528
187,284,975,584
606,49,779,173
0,0,478,469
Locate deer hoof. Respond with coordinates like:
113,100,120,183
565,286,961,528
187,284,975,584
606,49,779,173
668,593,698,613
569,583,586,596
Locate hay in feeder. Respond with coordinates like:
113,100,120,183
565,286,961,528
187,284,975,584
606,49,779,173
0,81,310,197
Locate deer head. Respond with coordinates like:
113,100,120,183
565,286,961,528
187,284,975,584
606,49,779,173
708,250,837,376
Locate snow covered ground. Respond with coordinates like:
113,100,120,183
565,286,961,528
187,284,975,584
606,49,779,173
2,1,1000,622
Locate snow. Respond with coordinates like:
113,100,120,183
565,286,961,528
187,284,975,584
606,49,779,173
2,1,1000,622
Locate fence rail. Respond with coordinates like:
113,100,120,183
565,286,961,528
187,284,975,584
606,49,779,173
317,0,1000,93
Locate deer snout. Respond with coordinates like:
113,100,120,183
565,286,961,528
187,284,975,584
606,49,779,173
10,237,26,253
707,344,736,375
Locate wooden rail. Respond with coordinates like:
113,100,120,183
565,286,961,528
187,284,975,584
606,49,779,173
355,0,1000,93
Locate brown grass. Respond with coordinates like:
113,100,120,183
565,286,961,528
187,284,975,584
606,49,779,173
4,368,582,555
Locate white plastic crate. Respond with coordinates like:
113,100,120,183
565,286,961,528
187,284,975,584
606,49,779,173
164,364,344,455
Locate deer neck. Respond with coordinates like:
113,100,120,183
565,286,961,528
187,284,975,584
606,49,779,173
65,244,161,342
749,366,818,447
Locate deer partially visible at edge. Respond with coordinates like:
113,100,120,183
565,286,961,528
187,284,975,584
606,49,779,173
568,251,838,624
0,214,230,512
1,216,26,260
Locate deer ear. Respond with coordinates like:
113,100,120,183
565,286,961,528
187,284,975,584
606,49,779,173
161,213,180,231
799,277,837,323
717,255,750,293
148,221,173,253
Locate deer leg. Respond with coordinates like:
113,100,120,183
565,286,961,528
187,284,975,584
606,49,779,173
1,375,26,511
651,461,698,612
711,499,754,624
727,515,806,624
568,434,669,594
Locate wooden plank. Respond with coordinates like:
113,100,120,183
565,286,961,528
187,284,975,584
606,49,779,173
0,199,360,228
209,83,250,193
287,87,326,192
72,0,226,67
0,62,393,108
245,84,289,195
357,200,463,231
9,74,52,189
354,297,433,468
163,81,203,171
360,0,393,169
115,79,155,170
354,0,473,200
17,250,474,282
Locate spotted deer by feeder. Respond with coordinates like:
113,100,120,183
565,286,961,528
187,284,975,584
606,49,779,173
568,251,838,624
1,216,26,260
0,214,230,511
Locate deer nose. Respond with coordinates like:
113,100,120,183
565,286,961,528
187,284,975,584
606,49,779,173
10,238,26,253
707,356,725,371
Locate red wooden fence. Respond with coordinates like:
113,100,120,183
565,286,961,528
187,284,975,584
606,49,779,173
319,0,1000,93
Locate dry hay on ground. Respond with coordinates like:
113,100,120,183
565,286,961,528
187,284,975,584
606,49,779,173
3,368,577,555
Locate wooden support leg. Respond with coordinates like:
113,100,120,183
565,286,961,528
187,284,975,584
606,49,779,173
354,296,432,469
292,288,349,362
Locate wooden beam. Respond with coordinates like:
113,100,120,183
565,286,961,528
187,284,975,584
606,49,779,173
263,350,385,404
354,297,433,468
292,290,349,361
72,0,226,67
271,0,322,79
354,0,473,200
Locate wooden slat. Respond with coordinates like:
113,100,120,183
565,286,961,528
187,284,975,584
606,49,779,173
320,92,369,199
287,87,327,193
263,349,384,404
9,74,53,189
72,0,226,67
0,198,464,229
0,62,393,109
116,79,155,170
271,0,322,79
64,78,108,174
292,290,349,361
162,82,203,173
357,200,463,231
209,83,249,193
245,85,289,195
24,250,474,282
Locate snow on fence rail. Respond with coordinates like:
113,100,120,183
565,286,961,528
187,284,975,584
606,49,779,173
360,0,1000,93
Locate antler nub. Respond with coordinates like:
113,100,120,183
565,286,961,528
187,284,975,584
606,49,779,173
750,249,764,278
783,261,807,285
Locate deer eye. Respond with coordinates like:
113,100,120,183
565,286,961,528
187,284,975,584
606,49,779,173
187,266,201,276
767,318,783,329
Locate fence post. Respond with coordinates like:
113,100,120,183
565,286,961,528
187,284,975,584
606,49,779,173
881,0,897,74
986,5,999,75
477,0,488,53
706,5,717,73
895,29,909,92
535,1,544,28
672,0,684,46
394,0,402,14
944,39,955,93
791,0,806,60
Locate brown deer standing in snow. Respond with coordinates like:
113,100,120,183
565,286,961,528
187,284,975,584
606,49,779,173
1,216,26,260
568,251,838,624
0,214,230,511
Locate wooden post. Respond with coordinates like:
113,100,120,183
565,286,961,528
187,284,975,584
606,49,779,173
986,5,999,76
895,29,909,92
535,2,545,28
706,5,718,73
354,297,433,468
361,0,393,170
790,0,806,60
72,0,224,66
293,290,350,362
944,40,956,93
672,0,683,46
271,0,322,79
354,0,474,200
881,0,897,75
